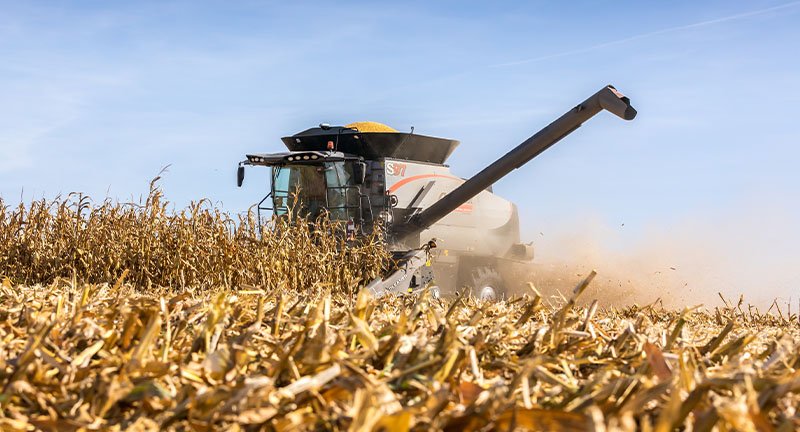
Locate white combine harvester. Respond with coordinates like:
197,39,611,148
238,85,636,299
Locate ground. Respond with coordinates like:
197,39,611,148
0,277,797,431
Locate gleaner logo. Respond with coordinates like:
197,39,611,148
386,162,407,177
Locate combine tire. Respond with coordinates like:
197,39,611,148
469,266,505,300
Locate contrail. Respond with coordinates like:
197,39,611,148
491,1,800,68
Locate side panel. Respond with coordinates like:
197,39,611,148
385,158,519,257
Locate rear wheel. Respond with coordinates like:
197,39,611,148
469,266,505,300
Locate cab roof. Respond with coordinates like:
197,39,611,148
245,151,355,166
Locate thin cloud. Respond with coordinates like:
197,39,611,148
491,1,800,68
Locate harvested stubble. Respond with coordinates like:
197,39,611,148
0,278,798,431
1,191,799,431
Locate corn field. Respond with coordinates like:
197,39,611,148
0,190,799,431
0,182,388,291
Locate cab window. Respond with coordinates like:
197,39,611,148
272,161,359,221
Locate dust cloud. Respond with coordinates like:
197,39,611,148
505,199,800,309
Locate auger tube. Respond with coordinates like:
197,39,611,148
399,85,636,239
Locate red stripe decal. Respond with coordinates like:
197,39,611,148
387,174,462,194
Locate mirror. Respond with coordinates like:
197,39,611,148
237,165,245,187
353,161,367,185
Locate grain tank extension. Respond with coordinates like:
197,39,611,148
237,85,636,298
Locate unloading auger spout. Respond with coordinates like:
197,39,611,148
397,85,636,239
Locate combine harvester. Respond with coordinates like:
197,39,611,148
238,85,636,299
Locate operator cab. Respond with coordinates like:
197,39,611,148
238,150,368,225
272,160,359,221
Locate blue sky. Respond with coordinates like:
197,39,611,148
2,1,799,303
